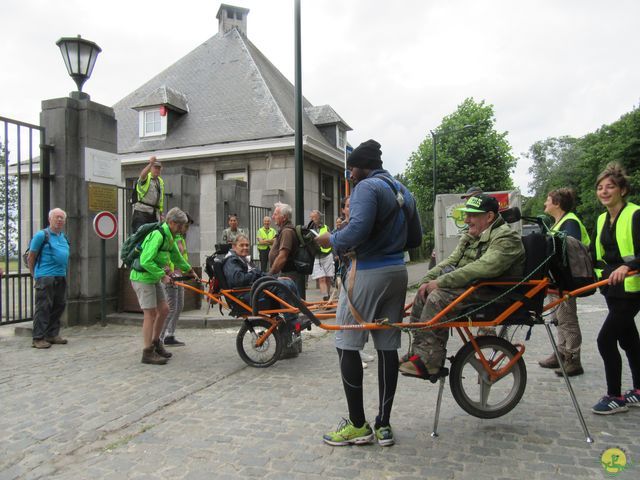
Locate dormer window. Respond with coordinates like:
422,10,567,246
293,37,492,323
337,128,346,149
138,107,167,138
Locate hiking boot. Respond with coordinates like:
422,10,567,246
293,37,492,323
323,418,374,446
32,339,51,349
153,339,172,358
555,354,584,377
538,352,562,369
141,346,168,365
623,389,640,407
163,336,185,347
375,425,395,447
592,395,628,415
399,355,441,379
45,336,68,345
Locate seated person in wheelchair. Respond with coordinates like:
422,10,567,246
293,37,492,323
399,194,526,378
222,234,303,325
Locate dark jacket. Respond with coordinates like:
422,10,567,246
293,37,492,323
223,250,264,288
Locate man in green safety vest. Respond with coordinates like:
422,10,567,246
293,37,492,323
308,210,334,301
256,216,276,272
131,156,165,233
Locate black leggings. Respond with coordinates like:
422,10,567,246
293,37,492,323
597,296,640,396
336,348,399,429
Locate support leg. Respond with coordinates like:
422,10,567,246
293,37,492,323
545,323,594,443
431,375,446,438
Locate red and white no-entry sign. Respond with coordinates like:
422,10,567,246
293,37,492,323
93,211,118,239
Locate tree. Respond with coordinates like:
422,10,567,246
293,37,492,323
0,142,19,259
524,105,640,236
404,97,517,233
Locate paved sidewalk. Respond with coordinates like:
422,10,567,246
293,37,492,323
1,271,639,478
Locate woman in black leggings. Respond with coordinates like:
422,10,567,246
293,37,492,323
592,163,640,414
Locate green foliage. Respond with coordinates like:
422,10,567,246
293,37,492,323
526,105,640,237
404,97,517,232
0,142,19,257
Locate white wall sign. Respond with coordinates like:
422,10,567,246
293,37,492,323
85,147,122,186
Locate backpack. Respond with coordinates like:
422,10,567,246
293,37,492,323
120,222,166,271
548,234,596,297
283,225,321,275
371,174,421,249
23,229,50,268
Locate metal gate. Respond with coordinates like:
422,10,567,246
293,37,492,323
0,115,50,325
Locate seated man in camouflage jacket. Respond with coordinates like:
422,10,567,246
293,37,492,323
399,194,525,378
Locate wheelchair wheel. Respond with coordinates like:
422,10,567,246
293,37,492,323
236,319,282,368
449,336,527,419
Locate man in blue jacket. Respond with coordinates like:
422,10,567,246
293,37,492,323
317,139,422,447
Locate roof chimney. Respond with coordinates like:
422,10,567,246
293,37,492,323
216,4,250,36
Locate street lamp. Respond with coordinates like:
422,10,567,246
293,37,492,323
56,35,102,96
431,123,481,203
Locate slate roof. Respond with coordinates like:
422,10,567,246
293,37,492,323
114,28,344,155
305,105,351,130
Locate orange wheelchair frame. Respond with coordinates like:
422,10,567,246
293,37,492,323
177,223,631,444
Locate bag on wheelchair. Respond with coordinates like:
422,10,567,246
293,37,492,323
548,235,595,297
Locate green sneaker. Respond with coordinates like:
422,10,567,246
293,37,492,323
323,418,374,446
375,425,395,446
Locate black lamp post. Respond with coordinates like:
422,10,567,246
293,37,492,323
56,35,102,96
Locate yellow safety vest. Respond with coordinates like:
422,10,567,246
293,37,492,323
552,212,591,246
257,227,276,251
595,202,640,292
318,225,332,254
136,173,165,213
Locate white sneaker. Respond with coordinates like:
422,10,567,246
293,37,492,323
360,351,375,362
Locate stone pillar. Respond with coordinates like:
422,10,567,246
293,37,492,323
40,94,118,325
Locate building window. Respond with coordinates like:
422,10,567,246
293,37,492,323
138,108,167,138
337,128,346,149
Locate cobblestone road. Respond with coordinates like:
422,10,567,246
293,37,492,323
1,293,638,479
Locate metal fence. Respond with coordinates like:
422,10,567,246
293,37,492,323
1,115,49,325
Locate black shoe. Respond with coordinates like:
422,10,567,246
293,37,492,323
322,295,330,301
163,336,186,347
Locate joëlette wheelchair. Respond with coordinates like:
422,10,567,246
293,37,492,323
176,249,338,368
176,213,616,443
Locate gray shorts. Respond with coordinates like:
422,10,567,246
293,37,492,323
335,264,407,351
131,281,166,310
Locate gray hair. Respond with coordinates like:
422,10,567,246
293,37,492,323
48,208,67,220
233,234,250,245
274,202,292,220
165,207,189,224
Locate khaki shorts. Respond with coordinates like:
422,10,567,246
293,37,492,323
131,281,166,310
312,253,335,280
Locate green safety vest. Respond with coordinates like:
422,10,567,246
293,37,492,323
136,173,165,213
552,212,591,246
594,202,640,292
257,227,276,251
317,225,332,254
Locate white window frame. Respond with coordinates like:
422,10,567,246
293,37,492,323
138,108,167,138
337,126,346,149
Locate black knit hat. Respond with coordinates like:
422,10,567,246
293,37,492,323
347,139,383,169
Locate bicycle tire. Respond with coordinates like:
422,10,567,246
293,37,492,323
236,319,282,368
449,336,527,419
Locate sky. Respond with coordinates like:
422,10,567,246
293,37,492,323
2,0,639,194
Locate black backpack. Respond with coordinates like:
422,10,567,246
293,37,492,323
120,222,166,271
284,225,321,275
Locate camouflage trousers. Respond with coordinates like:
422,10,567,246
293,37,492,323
409,287,496,372
551,295,582,357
